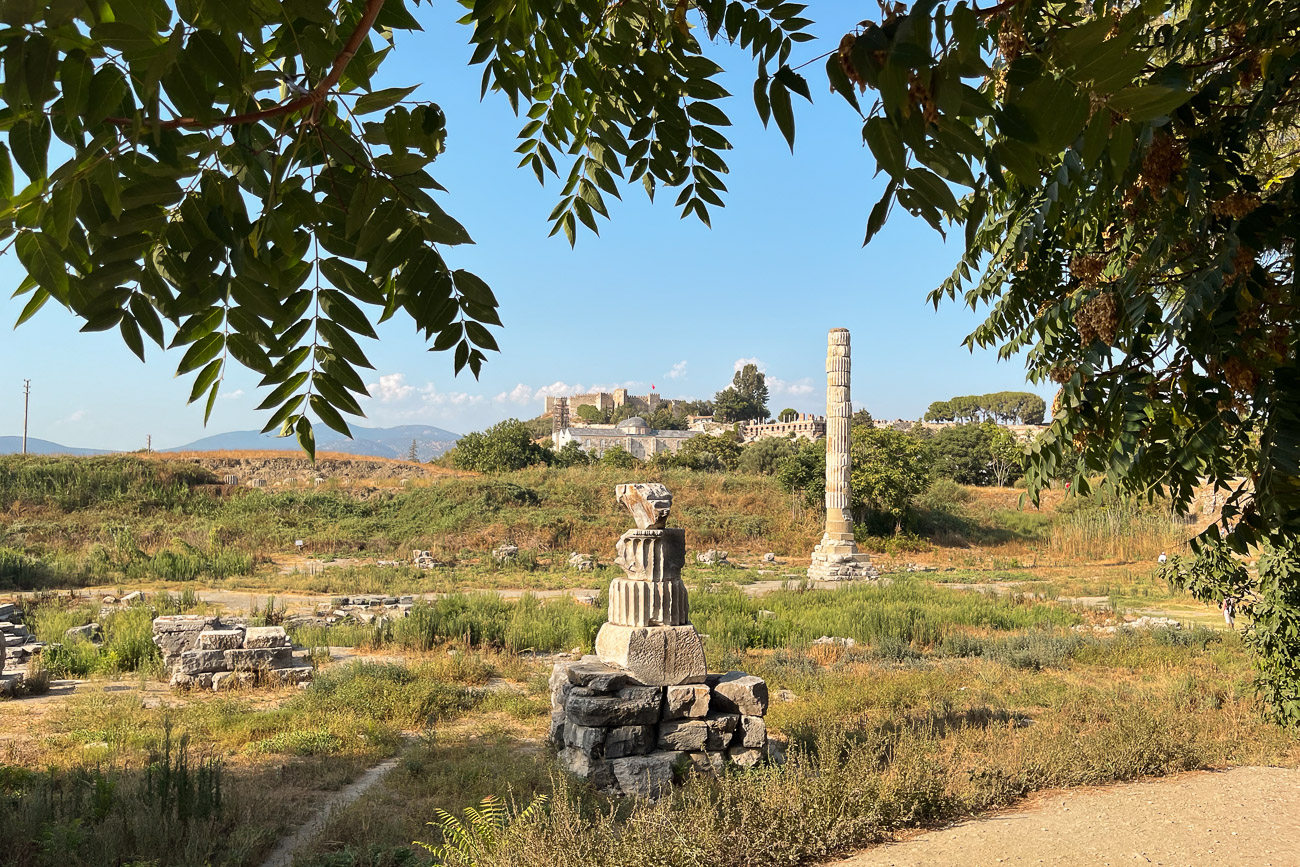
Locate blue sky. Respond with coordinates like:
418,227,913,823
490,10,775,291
0,2,1053,451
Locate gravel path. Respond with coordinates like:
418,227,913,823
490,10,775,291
830,766,1300,867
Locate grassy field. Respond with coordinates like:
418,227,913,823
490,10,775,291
1,453,1271,867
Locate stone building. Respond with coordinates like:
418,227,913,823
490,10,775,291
739,413,825,443
552,414,695,460
543,388,679,419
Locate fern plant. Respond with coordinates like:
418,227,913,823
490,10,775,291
414,794,547,866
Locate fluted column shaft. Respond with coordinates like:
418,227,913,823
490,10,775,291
824,329,854,543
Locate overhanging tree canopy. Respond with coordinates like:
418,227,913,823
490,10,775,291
1,0,813,457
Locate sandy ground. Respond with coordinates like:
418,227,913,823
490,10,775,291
830,766,1300,867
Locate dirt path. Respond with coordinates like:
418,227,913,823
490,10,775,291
258,753,405,867
830,766,1300,867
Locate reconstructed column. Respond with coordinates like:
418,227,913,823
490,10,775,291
595,483,706,685
808,329,879,581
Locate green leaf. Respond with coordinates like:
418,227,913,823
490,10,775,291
295,416,317,462
769,81,795,152
453,270,497,307
686,102,731,127
773,66,811,102
319,290,379,339
825,53,861,114
14,287,49,327
863,117,906,178
187,30,241,86
176,332,224,375
310,393,352,438
1108,85,1192,122
119,314,145,361
10,117,51,181
0,144,11,198
187,358,223,404
465,321,499,351
905,167,959,215
356,85,420,115
59,50,95,122
130,294,166,347
15,233,68,300
257,371,310,411
864,179,897,245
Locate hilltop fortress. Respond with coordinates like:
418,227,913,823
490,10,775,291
543,389,682,417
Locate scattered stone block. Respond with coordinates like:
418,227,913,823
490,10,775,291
658,719,709,751
197,629,244,650
605,725,655,759
609,752,678,799
268,666,314,685
242,626,289,648
566,687,662,727
563,724,608,758
685,750,727,776
65,623,102,642
740,715,767,749
177,649,227,675
709,671,769,716
560,747,615,791
728,747,764,769
566,660,639,692
122,591,144,604
225,647,291,670
615,483,673,530
664,684,710,719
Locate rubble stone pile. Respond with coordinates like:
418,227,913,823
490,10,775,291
1,602,44,668
549,483,780,798
549,657,774,798
153,615,313,690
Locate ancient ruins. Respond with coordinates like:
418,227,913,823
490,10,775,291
153,615,313,690
808,328,879,581
549,483,777,797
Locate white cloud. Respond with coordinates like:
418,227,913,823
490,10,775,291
219,388,244,400
494,383,535,405
418,383,482,407
368,373,415,403
65,409,86,423
666,361,688,380
733,357,767,373
535,381,585,399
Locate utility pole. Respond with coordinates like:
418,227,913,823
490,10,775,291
146,434,152,453
21,380,30,455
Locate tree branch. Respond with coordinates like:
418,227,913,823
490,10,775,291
105,0,387,131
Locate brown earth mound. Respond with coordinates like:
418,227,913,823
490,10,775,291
150,451,471,487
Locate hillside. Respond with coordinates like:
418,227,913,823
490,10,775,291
163,424,461,460
0,436,112,456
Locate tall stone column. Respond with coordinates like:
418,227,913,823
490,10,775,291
808,328,878,581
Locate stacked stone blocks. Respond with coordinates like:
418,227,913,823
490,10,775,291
154,615,312,690
550,658,772,798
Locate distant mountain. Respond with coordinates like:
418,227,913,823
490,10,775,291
0,436,113,456
165,424,461,461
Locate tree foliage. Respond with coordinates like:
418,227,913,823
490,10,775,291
924,392,1047,424
834,0,1298,717
2,0,813,457
448,418,550,473
774,437,826,510
926,421,1024,486
850,425,930,530
737,435,795,474
714,362,770,422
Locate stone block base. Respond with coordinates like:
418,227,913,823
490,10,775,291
807,547,879,581
594,624,706,686
549,658,783,799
